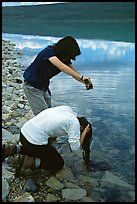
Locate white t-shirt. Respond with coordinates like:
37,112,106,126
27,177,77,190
21,106,80,151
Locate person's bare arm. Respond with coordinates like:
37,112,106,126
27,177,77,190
69,64,94,89
49,56,93,88
68,64,80,76
49,56,81,80
80,124,90,145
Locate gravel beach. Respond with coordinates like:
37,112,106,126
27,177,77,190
2,39,135,202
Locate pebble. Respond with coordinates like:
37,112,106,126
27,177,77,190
14,192,35,202
23,178,39,193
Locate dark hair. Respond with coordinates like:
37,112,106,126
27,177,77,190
81,123,92,151
77,117,93,169
54,36,81,60
77,117,88,129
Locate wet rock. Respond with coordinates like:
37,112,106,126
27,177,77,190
61,143,72,156
17,103,24,109
87,160,111,172
2,178,10,201
6,125,20,134
80,196,96,202
64,181,81,189
2,113,11,121
102,187,122,202
101,171,134,190
55,166,76,182
46,176,64,190
2,129,14,141
62,188,87,201
23,178,39,193
14,192,34,202
79,174,98,185
2,164,15,180
46,193,60,202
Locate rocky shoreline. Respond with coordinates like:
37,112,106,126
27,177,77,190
2,39,135,202
2,38,96,202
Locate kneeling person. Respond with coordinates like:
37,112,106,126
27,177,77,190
2,106,92,174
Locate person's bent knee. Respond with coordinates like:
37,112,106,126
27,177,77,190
53,158,64,172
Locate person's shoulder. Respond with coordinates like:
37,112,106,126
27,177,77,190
57,106,77,117
46,45,54,50
50,105,73,114
40,45,55,58
46,45,55,53
56,105,72,111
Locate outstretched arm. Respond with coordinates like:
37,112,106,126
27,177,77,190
69,64,94,89
80,124,90,145
49,56,93,89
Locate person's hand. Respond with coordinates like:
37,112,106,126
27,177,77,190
81,76,93,90
84,124,90,134
85,82,93,90
80,123,91,145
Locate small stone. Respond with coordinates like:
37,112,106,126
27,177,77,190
14,192,34,202
2,178,10,200
62,188,87,200
23,178,38,193
46,193,59,202
46,176,64,190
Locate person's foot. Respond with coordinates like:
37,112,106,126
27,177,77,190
15,155,35,177
48,137,57,145
21,155,35,170
2,143,16,162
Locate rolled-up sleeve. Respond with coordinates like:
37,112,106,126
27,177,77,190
67,122,80,151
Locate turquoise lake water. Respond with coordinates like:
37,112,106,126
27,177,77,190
2,2,135,42
2,33,135,201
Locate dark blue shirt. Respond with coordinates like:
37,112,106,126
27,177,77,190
23,46,71,91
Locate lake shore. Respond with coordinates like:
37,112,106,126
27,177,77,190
2,39,135,202
2,39,96,202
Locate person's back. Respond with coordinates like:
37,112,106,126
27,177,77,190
23,45,63,90
21,106,80,149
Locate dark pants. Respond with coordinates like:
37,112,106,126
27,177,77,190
20,132,64,172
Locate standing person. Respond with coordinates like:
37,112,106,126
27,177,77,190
2,106,93,175
22,36,93,115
